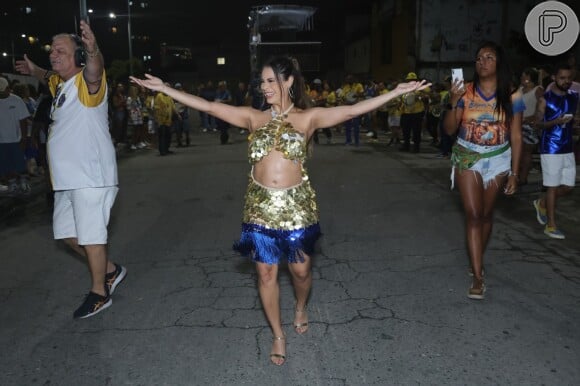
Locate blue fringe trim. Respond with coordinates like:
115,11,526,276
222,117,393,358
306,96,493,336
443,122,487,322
233,222,321,264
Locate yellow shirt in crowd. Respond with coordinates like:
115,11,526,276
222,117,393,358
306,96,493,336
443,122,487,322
401,87,430,114
154,93,175,126
339,83,364,104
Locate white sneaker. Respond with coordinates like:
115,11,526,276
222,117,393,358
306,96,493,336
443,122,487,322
366,131,374,137
20,182,31,194
0,184,8,192
130,145,137,150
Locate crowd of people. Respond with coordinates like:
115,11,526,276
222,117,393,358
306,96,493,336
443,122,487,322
261,70,455,156
1,17,578,368
0,78,51,196
6,59,566,197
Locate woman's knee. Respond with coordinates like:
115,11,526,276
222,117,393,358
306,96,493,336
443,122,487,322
289,260,312,282
465,210,493,225
256,265,278,286
291,268,311,283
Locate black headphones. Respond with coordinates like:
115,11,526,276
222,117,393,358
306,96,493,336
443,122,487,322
70,34,86,67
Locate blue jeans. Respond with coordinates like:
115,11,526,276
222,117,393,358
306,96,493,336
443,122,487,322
345,117,361,145
174,113,190,145
202,112,216,129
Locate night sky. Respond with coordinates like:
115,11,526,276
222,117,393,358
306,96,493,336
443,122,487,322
1,0,372,73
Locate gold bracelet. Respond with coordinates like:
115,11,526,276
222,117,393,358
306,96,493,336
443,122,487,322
85,47,100,58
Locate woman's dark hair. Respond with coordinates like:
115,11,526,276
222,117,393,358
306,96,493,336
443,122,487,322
262,56,311,110
522,67,539,85
472,41,514,124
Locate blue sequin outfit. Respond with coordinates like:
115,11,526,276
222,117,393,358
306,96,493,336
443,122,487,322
540,89,579,154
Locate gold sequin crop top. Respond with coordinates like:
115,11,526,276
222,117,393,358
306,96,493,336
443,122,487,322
248,114,307,164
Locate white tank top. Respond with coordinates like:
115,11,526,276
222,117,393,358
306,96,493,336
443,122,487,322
521,85,541,118
47,70,117,190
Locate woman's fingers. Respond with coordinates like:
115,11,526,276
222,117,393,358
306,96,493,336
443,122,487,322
504,180,517,195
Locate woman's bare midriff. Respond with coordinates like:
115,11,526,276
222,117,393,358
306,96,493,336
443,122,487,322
252,151,303,188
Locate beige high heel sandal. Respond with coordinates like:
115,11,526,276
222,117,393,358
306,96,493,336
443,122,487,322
293,304,309,334
467,277,486,300
270,335,286,365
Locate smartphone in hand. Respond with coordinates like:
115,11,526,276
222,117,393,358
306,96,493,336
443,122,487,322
562,113,574,123
451,68,464,84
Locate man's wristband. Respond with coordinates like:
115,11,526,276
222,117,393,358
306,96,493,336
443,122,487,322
85,47,100,58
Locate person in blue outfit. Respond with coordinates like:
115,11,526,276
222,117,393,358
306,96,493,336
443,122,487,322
130,56,428,366
533,62,579,239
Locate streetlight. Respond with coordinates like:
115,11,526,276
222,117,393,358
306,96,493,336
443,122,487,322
108,0,133,76
127,1,133,76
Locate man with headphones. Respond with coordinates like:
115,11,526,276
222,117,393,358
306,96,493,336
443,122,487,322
15,20,126,319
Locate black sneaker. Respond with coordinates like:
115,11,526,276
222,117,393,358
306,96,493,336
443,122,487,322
105,264,127,295
73,291,112,319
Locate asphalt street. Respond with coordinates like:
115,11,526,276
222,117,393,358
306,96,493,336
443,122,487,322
1,126,579,386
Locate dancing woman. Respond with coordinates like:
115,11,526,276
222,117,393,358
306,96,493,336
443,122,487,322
131,56,429,365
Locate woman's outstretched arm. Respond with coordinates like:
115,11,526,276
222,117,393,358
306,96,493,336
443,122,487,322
130,74,258,130
307,80,430,133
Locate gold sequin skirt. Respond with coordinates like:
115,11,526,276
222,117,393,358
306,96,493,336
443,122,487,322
242,174,319,230
233,174,321,264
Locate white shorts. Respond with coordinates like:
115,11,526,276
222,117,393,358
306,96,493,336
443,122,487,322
541,153,576,187
53,186,119,245
451,140,511,190
388,115,401,127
